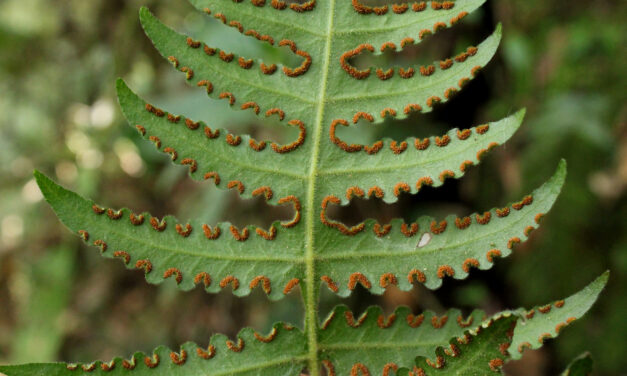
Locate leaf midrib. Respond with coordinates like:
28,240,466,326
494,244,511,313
303,1,336,375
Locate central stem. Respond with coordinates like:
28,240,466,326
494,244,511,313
304,1,336,375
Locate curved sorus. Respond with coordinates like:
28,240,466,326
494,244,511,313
425,355,445,369
401,223,419,237
106,208,123,220
101,361,115,371
507,237,521,249
145,103,165,117
406,313,425,328
408,269,427,284
476,124,490,134
433,21,447,33
135,259,152,274
450,11,469,25
416,176,434,190
535,213,545,224
344,311,368,328
122,358,137,370
175,223,193,237
218,50,234,63
144,354,160,368
351,0,388,15
241,101,260,115
321,275,339,293
265,108,285,120
420,65,436,76
113,251,131,265
435,135,451,147
377,313,397,329
379,273,398,288
400,37,415,48
340,44,375,79
471,65,482,77
457,129,471,140
170,349,187,365
185,118,200,130
517,342,532,354
367,186,384,199
196,345,216,360
249,139,266,151
227,180,245,194
426,96,441,108
512,195,534,210
437,265,455,279
219,275,240,290
431,314,449,329
271,119,306,153
238,57,253,69
348,272,372,289
394,182,411,197
462,258,479,273
249,275,272,294
555,322,567,334
197,80,214,95
455,216,471,230
181,158,198,173
346,186,365,200
373,223,392,237
329,119,362,152
382,363,398,376
218,92,236,105
476,211,491,225
278,39,312,77
78,230,89,241
203,172,221,185
277,195,302,228
252,186,273,200
439,58,454,70
399,67,415,78
164,267,183,284
168,56,180,68
404,103,422,115
555,299,565,308
81,363,96,372
283,278,300,294
194,272,212,287
322,360,336,376
380,107,397,118
538,333,552,344
94,239,108,253
226,338,245,353
495,207,510,218
525,310,535,319
364,141,383,154
163,147,178,161
255,225,277,240
180,67,194,80
254,327,278,343
430,220,447,235
320,195,365,235
135,125,146,136
439,169,455,182
486,249,502,263
444,87,458,99
260,62,278,74
149,136,162,149
376,68,394,80
489,359,504,372
457,315,474,328
538,304,552,314
524,225,535,237
202,224,221,240
150,217,167,232
419,29,432,40
229,225,250,241
390,141,408,154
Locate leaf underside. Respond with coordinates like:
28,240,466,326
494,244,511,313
0,273,607,375
23,0,608,374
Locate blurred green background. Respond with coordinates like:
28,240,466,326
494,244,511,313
0,0,625,374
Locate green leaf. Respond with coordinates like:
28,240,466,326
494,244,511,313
34,170,304,301
0,324,308,376
396,315,516,376
510,272,608,359
317,306,487,375
561,353,594,376
26,1,600,374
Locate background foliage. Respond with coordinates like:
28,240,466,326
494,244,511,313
0,0,624,374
